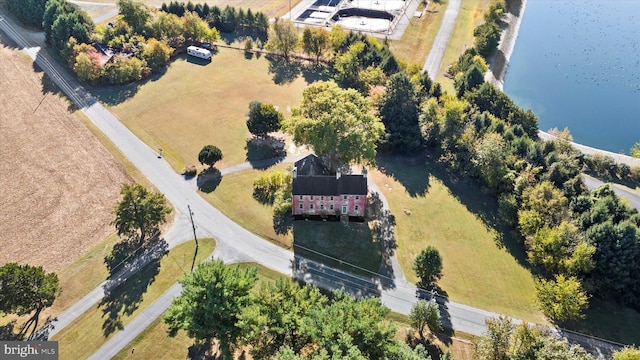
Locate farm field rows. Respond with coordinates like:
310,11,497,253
0,32,129,273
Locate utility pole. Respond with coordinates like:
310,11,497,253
188,205,199,272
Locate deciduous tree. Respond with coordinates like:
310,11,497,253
238,279,326,359
141,38,174,72
246,101,283,138
198,145,223,168
112,183,171,244
535,275,589,322
265,18,298,60
284,81,384,173
0,263,59,337
118,0,151,34
301,27,330,62
409,300,441,339
164,260,257,358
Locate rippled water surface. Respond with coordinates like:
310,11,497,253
504,0,640,153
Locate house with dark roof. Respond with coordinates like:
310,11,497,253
292,154,367,220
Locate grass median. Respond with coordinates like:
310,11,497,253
52,238,216,360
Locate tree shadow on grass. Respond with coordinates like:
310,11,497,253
197,168,222,193
378,152,529,267
266,55,301,84
376,153,431,197
245,137,286,169
273,213,293,235
368,192,398,290
291,217,381,280
99,240,167,337
429,162,529,267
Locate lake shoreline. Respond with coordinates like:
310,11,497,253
485,0,528,90
485,0,640,167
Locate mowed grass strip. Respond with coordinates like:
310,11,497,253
52,239,216,360
370,157,545,323
111,262,287,360
391,0,446,67
98,47,312,173
436,0,497,92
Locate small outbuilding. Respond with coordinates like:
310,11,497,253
292,154,367,221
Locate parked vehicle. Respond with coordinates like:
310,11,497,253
186,46,212,60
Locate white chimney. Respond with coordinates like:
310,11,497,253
362,168,367,178
293,168,297,178
336,170,341,179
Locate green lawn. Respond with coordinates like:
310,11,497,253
391,0,446,67
95,47,318,172
202,166,384,275
52,239,216,360
370,155,545,323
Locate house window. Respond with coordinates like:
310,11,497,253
330,204,334,210
341,205,347,214
299,203,304,210
355,205,359,212
330,196,334,201
355,195,360,200
310,204,314,210
299,195,303,200
320,204,325,210
343,195,348,200
310,195,314,201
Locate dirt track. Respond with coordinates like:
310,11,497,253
0,33,129,272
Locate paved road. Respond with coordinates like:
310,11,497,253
583,175,640,211
422,0,462,79
1,9,623,359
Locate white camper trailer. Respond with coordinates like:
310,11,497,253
186,46,212,60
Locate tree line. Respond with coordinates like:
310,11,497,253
163,259,435,359
161,1,269,37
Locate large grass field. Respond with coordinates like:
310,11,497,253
370,155,545,323
95,47,320,172
52,239,216,360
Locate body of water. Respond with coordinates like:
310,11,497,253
504,0,640,154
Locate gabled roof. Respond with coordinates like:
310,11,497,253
294,154,329,176
292,154,367,196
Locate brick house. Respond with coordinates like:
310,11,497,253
292,154,367,220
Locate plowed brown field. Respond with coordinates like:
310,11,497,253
0,33,129,272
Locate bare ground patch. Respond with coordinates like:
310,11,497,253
0,33,129,272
